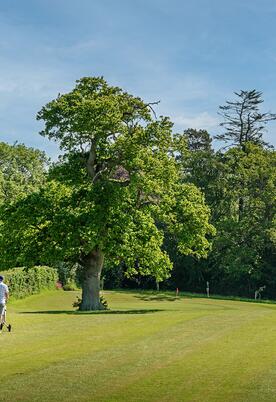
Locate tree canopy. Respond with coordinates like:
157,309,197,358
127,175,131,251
168,128,276,298
0,77,214,310
0,142,47,206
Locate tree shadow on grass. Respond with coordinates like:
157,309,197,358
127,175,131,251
134,294,179,302
20,309,163,315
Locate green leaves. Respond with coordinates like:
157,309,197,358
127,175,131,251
204,144,275,292
0,76,214,285
37,76,152,153
0,142,47,206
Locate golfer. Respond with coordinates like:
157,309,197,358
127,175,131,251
0,275,9,330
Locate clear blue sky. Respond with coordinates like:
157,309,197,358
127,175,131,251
1,0,276,158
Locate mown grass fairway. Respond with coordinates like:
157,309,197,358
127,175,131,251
1,290,276,402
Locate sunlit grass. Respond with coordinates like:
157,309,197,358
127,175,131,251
1,290,276,401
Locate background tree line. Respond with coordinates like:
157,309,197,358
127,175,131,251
104,90,276,299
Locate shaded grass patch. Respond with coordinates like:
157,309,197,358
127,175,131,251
20,308,163,315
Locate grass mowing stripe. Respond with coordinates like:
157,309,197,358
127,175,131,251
105,313,276,402
0,291,275,401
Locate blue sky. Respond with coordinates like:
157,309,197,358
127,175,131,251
1,0,276,158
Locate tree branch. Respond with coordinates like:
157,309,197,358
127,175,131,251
86,140,96,179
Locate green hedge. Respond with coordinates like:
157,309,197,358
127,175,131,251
0,266,58,299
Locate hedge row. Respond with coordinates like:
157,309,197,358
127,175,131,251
0,266,58,299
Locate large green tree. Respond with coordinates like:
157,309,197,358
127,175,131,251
180,139,275,296
208,144,276,295
167,126,276,297
0,77,214,310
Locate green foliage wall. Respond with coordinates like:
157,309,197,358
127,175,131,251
0,266,58,299
0,141,48,206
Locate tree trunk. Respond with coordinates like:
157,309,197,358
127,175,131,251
80,249,105,311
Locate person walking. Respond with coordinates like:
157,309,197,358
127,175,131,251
0,275,11,332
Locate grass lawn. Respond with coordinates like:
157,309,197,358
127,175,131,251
1,290,276,402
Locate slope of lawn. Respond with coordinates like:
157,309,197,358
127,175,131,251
1,290,276,402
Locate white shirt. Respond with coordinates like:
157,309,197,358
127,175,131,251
0,282,9,304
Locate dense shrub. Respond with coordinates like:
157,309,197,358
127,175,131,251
55,262,78,286
63,279,79,291
0,266,58,299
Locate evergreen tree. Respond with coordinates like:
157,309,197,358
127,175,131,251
216,90,276,147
